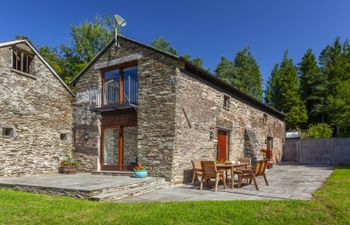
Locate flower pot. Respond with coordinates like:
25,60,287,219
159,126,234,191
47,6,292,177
134,170,148,178
60,166,78,174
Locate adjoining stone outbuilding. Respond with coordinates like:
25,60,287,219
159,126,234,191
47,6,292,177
0,39,74,177
71,35,285,183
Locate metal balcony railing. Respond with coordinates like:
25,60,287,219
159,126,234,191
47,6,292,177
89,76,138,111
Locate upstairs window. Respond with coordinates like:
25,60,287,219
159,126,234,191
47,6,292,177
223,95,230,109
12,48,33,74
263,114,268,124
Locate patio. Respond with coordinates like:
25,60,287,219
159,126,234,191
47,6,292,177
0,164,333,202
119,164,334,202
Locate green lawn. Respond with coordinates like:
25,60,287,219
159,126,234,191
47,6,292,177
0,166,349,225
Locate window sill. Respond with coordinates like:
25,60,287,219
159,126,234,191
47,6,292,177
10,69,36,80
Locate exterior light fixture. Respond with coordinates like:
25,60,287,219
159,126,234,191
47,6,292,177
209,129,214,140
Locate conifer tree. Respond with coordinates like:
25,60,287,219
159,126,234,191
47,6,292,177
216,47,263,100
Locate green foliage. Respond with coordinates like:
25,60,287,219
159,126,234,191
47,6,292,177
151,36,177,55
319,37,350,135
152,38,205,68
39,16,114,83
215,47,263,100
182,54,204,68
299,49,328,124
265,50,308,129
39,46,65,80
305,123,333,138
327,79,350,136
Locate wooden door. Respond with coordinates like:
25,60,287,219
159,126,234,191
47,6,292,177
217,130,228,162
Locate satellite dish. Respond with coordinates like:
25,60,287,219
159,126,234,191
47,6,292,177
114,15,126,27
114,15,126,47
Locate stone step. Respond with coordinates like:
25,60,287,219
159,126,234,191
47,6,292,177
90,180,170,201
87,177,167,196
91,171,134,176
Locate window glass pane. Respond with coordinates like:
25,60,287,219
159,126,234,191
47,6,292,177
123,67,138,104
103,128,119,166
103,70,120,105
104,69,119,81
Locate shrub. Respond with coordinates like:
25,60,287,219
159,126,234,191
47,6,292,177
305,123,333,139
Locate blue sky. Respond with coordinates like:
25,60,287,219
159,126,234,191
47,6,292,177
1,0,350,87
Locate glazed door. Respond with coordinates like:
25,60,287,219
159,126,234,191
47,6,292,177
101,126,122,170
217,130,228,162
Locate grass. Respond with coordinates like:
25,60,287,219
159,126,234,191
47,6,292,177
0,166,349,225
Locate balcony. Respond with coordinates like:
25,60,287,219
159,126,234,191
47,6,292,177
89,76,138,112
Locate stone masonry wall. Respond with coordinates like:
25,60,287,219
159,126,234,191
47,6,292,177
173,69,285,183
0,45,73,177
73,38,178,180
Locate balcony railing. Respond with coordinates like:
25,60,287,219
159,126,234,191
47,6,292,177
89,76,138,111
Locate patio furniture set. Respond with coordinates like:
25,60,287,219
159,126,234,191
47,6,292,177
191,159,269,192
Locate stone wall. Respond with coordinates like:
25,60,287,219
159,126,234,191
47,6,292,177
172,69,285,183
123,126,137,170
0,44,73,177
73,38,178,180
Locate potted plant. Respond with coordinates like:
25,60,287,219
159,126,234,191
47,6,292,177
133,163,148,178
261,148,273,169
59,156,79,174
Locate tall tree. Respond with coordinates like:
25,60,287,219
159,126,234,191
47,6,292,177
319,37,350,135
299,49,328,123
182,54,204,68
215,47,263,100
39,16,114,83
151,36,177,55
151,37,205,68
327,79,350,136
265,50,307,129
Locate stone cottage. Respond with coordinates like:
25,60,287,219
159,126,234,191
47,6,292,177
71,35,285,183
0,39,73,177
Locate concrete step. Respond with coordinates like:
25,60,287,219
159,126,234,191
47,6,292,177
91,171,134,176
90,179,170,201
87,177,168,197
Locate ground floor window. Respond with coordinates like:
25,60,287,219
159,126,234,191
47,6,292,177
1,126,15,138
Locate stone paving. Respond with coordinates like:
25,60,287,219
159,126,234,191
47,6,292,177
119,164,334,202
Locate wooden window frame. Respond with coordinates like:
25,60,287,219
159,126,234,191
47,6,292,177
100,124,137,171
12,47,33,74
100,61,138,106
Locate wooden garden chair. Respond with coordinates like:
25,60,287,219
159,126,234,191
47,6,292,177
233,157,252,183
200,161,226,192
191,160,202,184
238,157,252,167
237,160,269,191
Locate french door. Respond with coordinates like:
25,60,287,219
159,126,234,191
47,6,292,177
100,125,138,171
101,126,122,171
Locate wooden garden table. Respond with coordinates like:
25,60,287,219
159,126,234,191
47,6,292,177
216,163,249,189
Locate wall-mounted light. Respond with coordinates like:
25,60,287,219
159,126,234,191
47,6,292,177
209,129,214,140
84,133,90,141
263,114,268,125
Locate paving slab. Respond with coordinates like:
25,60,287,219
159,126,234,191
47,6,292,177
119,164,334,202
0,174,159,191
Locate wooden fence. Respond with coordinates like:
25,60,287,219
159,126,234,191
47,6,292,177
283,138,350,165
